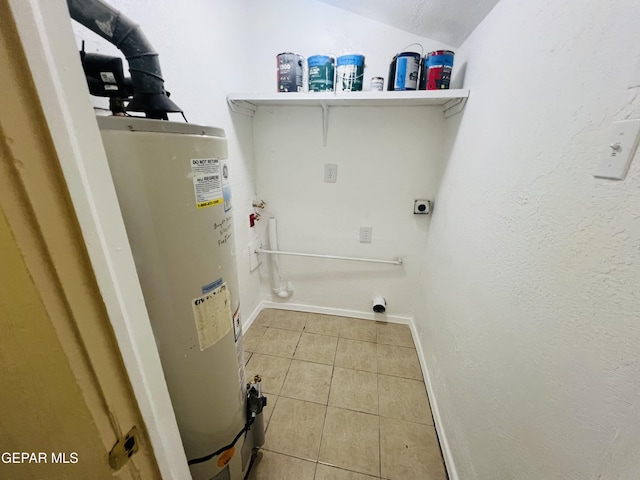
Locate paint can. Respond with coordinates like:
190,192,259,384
371,77,384,91
386,57,396,91
389,52,421,91
277,52,304,92
335,54,365,92
307,55,335,92
420,50,455,90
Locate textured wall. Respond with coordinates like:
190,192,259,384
414,0,640,477
316,0,500,47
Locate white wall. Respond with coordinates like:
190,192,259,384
248,0,454,318
73,0,264,323
414,0,640,478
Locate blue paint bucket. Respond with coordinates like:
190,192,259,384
390,52,421,91
307,55,335,92
336,54,365,92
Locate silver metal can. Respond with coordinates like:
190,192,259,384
371,76,384,91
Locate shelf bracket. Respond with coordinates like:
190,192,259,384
443,96,467,119
321,103,329,147
227,99,257,117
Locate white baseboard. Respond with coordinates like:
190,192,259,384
408,318,459,480
243,300,412,332
255,301,411,325
242,300,266,332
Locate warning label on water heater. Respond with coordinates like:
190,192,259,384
192,283,232,351
191,158,223,209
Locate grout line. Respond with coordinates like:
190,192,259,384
377,364,382,479
317,343,336,469
258,447,317,464
316,460,384,479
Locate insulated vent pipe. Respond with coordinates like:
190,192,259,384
67,0,182,119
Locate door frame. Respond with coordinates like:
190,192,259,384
6,1,190,478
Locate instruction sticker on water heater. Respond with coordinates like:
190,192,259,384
191,283,233,351
191,158,223,209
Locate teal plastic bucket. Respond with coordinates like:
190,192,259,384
336,54,365,92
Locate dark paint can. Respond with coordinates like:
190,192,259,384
277,52,304,92
389,52,420,91
387,57,396,91
307,55,335,92
419,50,455,90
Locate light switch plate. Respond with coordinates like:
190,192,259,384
595,120,640,180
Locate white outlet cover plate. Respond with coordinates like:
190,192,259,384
595,120,640,180
324,164,337,183
359,226,372,243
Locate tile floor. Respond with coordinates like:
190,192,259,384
243,309,447,480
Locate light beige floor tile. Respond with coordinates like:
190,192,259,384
339,318,377,343
304,314,343,336
294,332,338,365
376,322,414,348
244,325,267,352
263,397,326,461
318,407,380,477
329,367,378,415
377,344,423,380
281,360,333,404
247,450,316,480
334,338,377,373
255,327,301,358
262,394,277,432
378,374,433,425
246,354,291,395
253,308,277,327
244,351,252,365
379,417,446,480
315,464,379,480
270,310,308,331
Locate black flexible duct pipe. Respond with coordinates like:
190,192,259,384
67,0,182,119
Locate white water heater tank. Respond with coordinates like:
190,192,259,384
98,116,251,480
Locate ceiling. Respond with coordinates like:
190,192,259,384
315,0,501,47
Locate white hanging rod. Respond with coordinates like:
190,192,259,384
256,248,403,266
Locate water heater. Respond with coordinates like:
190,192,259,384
98,116,255,480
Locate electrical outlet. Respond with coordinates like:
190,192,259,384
324,164,338,183
359,226,372,243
